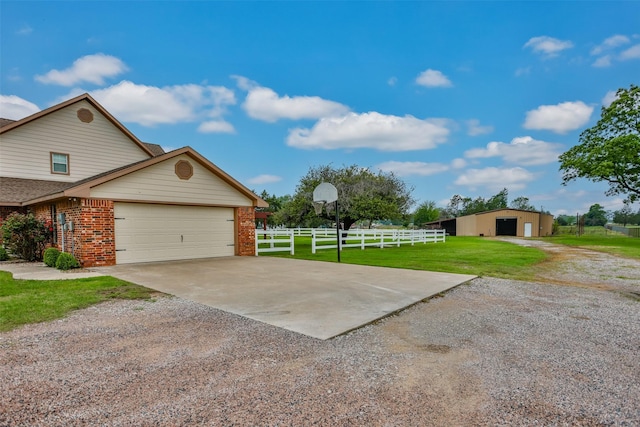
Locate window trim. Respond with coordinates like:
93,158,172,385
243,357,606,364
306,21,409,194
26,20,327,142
50,152,70,175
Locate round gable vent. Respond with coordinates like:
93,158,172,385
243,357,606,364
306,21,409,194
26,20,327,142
175,160,194,180
77,108,94,123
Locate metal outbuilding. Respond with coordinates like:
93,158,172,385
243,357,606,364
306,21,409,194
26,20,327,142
427,209,554,237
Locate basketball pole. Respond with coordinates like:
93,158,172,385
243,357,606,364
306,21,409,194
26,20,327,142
335,200,340,263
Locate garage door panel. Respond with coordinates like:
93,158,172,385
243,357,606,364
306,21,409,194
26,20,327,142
115,203,235,264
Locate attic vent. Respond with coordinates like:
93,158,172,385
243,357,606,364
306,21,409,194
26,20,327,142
175,160,193,180
77,108,94,123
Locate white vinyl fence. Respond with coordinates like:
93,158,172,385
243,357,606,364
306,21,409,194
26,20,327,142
255,229,295,255
311,228,445,254
256,228,446,255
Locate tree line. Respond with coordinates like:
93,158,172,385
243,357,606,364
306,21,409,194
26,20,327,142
257,169,541,229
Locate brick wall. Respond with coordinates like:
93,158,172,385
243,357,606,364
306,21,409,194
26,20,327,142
236,206,256,256
30,199,116,267
77,199,115,267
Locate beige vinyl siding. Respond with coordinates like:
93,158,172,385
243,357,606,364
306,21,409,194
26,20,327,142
0,100,149,181
91,154,253,206
114,203,235,263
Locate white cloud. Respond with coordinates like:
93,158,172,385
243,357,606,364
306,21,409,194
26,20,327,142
524,36,573,57
515,67,531,77
451,158,467,169
602,90,618,108
387,76,398,86
197,120,235,134
233,77,349,122
287,112,451,151
232,75,255,91
454,167,535,191
592,55,613,68
590,35,639,66
466,119,493,136
464,136,563,166
0,95,40,120
523,101,593,134
590,35,630,55
86,80,236,127
247,174,282,185
620,44,640,60
35,53,128,86
376,161,449,177
415,69,453,88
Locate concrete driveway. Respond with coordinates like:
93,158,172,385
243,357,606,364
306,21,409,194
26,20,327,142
95,257,476,340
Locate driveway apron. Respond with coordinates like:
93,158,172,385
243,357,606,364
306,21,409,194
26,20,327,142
95,257,476,339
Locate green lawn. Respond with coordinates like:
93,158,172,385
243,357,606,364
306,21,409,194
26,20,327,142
0,271,156,332
265,236,548,280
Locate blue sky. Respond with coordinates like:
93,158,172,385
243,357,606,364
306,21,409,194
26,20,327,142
1,1,639,216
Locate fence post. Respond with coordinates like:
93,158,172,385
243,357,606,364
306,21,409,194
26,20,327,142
312,229,317,254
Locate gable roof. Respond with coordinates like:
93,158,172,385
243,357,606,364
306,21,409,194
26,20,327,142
0,177,74,205
143,142,165,156
0,93,155,157
0,118,15,128
2,147,267,208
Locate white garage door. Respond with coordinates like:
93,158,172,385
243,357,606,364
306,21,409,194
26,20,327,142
114,203,235,264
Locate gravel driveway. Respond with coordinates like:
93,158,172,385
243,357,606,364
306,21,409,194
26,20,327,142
1,241,639,426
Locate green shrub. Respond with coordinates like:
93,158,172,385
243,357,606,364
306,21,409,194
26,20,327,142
0,212,51,261
43,247,61,267
0,247,9,261
55,252,79,271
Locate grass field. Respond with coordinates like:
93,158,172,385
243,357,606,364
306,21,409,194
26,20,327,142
265,236,548,280
0,272,155,332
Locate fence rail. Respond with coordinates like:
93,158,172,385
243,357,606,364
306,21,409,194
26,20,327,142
607,224,640,237
311,229,445,254
256,228,447,255
255,229,295,255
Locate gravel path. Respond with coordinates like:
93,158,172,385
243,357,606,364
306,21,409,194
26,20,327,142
1,242,639,426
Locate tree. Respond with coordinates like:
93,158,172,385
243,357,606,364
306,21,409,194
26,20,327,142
486,188,509,211
510,196,536,211
444,194,464,218
256,191,292,227
559,84,640,203
556,214,576,226
285,165,415,229
413,201,440,226
612,201,633,226
442,188,510,217
583,203,608,226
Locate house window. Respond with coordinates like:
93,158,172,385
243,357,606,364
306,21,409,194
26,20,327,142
51,152,69,175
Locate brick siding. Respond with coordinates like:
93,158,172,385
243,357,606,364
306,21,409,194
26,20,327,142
28,199,115,267
236,206,256,256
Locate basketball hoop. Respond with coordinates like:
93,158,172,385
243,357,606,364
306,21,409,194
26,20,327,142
313,182,341,263
312,201,325,215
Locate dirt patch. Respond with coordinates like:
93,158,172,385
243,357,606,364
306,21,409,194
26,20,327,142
500,237,640,293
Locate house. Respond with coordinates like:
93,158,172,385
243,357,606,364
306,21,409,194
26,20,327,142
425,209,554,237
0,94,267,266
